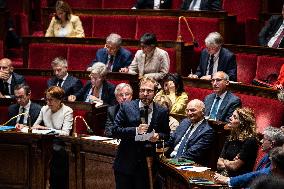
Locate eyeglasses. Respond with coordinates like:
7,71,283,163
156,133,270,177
211,78,225,83
117,93,131,98
139,89,154,94
89,74,102,80
15,95,26,99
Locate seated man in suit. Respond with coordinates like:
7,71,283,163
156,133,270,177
188,32,237,81
166,99,215,166
111,76,170,189
214,126,284,188
132,0,172,9
181,0,221,11
88,33,132,72
258,4,284,48
47,57,83,99
7,84,41,126
204,71,241,122
104,83,133,137
120,33,170,81
0,58,25,98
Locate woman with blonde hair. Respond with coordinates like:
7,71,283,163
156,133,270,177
45,0,85,37
217,107,258,177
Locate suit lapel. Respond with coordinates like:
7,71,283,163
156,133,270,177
187,120,206,143
62,75,70,90
217,48,225,71
206,94,216,116
175,119,190,145
217,92,229,118
112,48,121,71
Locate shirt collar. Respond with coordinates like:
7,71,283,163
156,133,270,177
139,100,153,112
217,91,227,100
21,100,31,109
6,74,12,84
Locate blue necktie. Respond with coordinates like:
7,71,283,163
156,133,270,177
175,124,194,158
209,96,221,120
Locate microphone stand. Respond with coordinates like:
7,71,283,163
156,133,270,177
0,112,27,126
177,16,198,47
73,115,94,137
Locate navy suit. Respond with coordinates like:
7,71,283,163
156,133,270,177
47,75,83,99
230,154,271,188
0,72,25,96
181,0,221,11
7,102,42,125
196,47,237,81
90,47,132,72
167,118,214,166
134,0,172,9
258,15,284,48
204,91,241,122
111,100,170,188
74,80,116,106
104,104,120,137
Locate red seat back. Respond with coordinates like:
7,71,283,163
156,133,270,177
255,56,284,81
102,0,135,8
0,106,9,124
25,75,49,99
64,0,102,9
136,16,178,41
180,17,221,47
80,15,94,38
67,45,101,70
29,43,68,69
92,15,137,39
184,86,212,101
236,53,257,84
172,0,183,9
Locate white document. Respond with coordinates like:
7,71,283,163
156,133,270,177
82,135,113,141
176,165,210,172
135,130,155,141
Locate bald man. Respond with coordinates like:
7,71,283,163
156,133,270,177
0,58,25,98
166,99,215,166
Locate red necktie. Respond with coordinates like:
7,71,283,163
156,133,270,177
272,28,284,48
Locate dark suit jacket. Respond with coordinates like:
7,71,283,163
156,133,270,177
90,47,132,72
258,15,284,48
7,102,42,125
111,99,170,174
166,118,214,165
134,0,172,9
181,0,221,10
196,47,237,81
204,91,241,122
74,80,116,106
230,166,271,187
0,72,25,96
104,104,120,137
47,75,83,99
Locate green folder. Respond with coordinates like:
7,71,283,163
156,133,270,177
166,158,194,166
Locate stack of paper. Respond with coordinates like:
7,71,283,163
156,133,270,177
82,135,113,141
176,165,210,172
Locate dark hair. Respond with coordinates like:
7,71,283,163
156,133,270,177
140,33,157,46
14,84,31,95
161,73,184,96
45,86,65,101
250,175,284,189
270,146,284,172
55,1,72,21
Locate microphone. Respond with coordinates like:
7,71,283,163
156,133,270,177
140,108,146,124
0,112,32,133
73,115,94,137
177,16,199,47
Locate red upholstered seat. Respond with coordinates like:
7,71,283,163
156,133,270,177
184,86,212,100
67,45,101,70
79,15,93,38
73,109,89,135
245,18,261,46
0,40,3,59
136,16,178,41
172,0,182,9
0,106,9,124
102,0,135,9
180,17,220,47
236,93,284,133
222,0,261,23
236,53,257,84
126,47,139,56
92,15,137,39
25,75,49,99
255,56,284,81
65,0,102,9
164,48,176,73
29,43,68,69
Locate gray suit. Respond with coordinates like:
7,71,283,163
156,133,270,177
204,91,241,122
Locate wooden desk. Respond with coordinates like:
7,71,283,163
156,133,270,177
0,132,226,189
0,132,53,189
